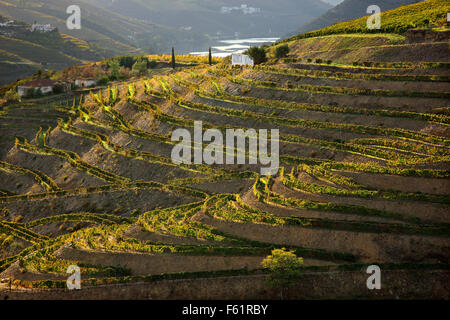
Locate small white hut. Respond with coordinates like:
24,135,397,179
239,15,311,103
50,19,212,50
232,54,254,66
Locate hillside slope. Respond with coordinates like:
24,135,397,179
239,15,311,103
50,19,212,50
0,17,106,86
0,0,178,54
281,0,450,43
289,0,423,36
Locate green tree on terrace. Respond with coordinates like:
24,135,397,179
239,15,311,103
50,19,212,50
262,248,304,300
108,59,120,81
171,47,176,69
246,46,267,65
119,56,136,69
131,58,148,76
274,44,290,59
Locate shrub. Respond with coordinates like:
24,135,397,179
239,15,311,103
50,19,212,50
315,59,322,64
130,209,141,217
53,84,64,94
307,58,312,63
119,56,135,69
4,89,20,102
98,76,109,86
274,45,290,59
25,88,36,98
262,248,304,299
246,46,267,65
326,60,332,65
118,67,130,80
131,58,148,76
34,89,43,97
108,60,120,80
147,60,157,69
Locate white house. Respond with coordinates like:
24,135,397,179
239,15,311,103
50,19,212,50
75,79,98,88
232,53,254,66
17,79,56,98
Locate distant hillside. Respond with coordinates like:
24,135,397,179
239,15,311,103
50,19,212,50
90,0,331,39
281,0,450,43
289,0,423,36
0,0,331,55
0,16,106,85
0,0,193,55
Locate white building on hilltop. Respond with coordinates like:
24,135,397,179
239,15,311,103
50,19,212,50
232,54,254,66
221,4,261,15
31,23,56,33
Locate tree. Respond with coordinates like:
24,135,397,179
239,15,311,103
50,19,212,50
108,59,120,80
119,55,135,69
208,47,212,65
246,46,267,65
98,76,109,86
171,47,176,69
131,58,148,76
274,44,290,59
262,248,303,299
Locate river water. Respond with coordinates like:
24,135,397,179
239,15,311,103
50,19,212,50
189,37,279,57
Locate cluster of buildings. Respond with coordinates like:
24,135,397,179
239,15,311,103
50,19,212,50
0,19,56,37
220,4,261,15
17,78,98,98
0,19,55,32
30,23,56,33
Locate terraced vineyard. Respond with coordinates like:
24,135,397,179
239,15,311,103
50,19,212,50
1,35,449,299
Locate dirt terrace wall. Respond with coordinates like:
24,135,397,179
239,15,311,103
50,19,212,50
2,269,448,300
406,29,450,44
56,247,264,276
